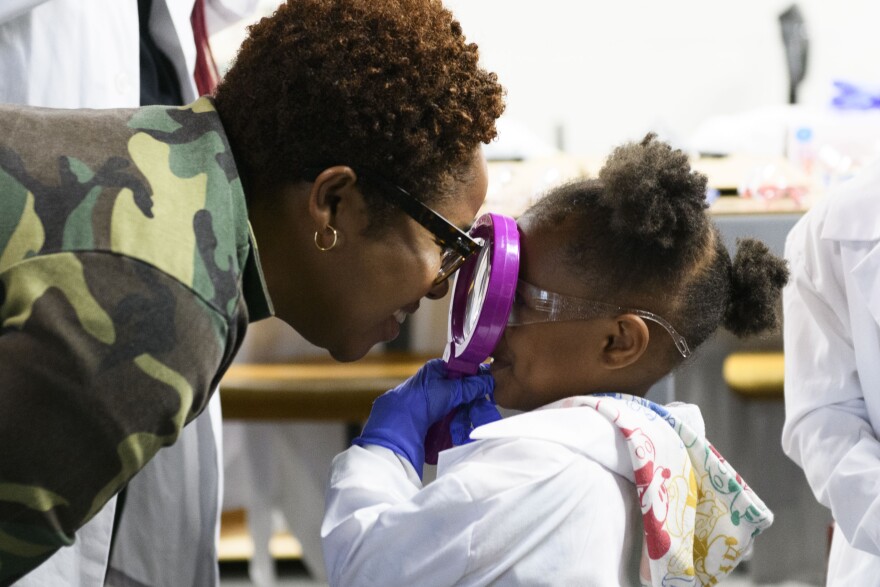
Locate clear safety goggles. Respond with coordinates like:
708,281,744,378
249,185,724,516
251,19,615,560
508,279,691,358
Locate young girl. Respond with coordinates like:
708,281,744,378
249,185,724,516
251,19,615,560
322,135,789,586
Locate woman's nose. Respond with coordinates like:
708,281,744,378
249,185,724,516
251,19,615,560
425,277,450,300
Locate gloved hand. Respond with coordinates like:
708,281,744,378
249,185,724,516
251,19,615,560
425,370,501,465
353,359,495,478
452,390,502,445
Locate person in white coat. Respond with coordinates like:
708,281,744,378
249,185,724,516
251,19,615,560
0,0,257,107
782,161,880,585
0,1,257,585
322,135,788,586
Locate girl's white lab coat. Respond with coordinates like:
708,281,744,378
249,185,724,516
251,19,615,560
782,162,880,585
0,2,255,585
322,406,644,586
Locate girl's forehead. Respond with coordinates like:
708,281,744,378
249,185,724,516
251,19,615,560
518,220,581,294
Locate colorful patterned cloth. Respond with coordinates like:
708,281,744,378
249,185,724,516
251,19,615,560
558,394,774,586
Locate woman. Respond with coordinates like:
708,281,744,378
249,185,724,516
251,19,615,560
323,135,788,586
0,1,259,585
214,0,505,361
0,0,504,582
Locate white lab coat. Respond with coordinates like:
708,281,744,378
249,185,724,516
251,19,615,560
0,1,256,585
322,405,643,586
0,0,257,107
782,161,880,586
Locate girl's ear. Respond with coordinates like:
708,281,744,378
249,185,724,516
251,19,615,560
601,314,650,369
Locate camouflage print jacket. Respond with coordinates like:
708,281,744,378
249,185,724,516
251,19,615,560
0,97,273,584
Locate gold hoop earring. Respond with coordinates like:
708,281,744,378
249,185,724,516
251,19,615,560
314,224,338,251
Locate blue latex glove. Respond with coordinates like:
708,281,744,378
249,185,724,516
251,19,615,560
424,370,501,465
353,359,495,478
450,391,502,445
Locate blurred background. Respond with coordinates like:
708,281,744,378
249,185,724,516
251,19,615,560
213,0,880,161
214,2,879,585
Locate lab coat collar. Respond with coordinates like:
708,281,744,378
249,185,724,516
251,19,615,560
822,160,880,242
470,404,635,481
820,160,880,328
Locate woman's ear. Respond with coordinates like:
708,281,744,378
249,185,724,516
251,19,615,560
307,165,360,233
601,314,650,369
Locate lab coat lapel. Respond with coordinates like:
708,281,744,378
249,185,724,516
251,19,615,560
821,161,880,330
849,241,880,335
149,0,199,102
469,406,635,481
842,239,880,440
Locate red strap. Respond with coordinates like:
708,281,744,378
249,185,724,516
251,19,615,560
191,0,220,95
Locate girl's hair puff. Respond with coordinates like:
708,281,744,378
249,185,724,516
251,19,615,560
522,134,789,365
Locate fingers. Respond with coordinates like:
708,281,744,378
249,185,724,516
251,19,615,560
424,409,457,465
424,358,449,376
448,396,501,446
410,358,447,390
449,406,471,446
467,396,501,428
457,370,495,405
413,359,496,424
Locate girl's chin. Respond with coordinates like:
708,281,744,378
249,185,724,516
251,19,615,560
494,385,546,412
491,383,520,411
489,365,536,411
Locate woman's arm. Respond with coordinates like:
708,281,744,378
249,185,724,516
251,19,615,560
0,253,230,583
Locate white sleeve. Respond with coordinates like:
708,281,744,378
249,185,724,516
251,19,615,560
322,437,635,586
321,445,474,587
782,211,880,555
0,0,50,24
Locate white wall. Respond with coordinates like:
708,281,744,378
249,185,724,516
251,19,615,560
443,0,880,155
212,1,880,157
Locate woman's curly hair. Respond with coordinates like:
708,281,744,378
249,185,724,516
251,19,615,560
523,134,789,365
214,0,505,217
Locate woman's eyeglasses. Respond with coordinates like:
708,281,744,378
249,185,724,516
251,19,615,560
304,167,481,285
508,279,691,358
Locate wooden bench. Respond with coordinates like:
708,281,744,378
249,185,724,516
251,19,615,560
219,353,432,421
218,508,302,562
722,351,785,398
218,353,433,563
